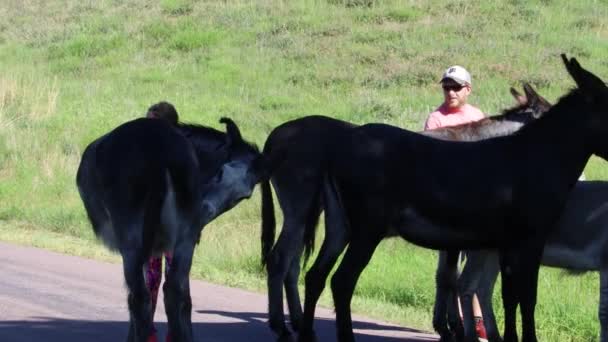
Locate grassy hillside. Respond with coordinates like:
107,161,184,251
0,0,607,340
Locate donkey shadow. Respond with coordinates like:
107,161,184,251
0,313,437,342
196,309,436,342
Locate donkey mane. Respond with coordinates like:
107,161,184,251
177,122,260,155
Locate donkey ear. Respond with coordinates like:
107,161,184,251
562,54,607,95
219,117,243,146
562,54,585,87
523,83,552,115
510,87,527,105
522,83,538,101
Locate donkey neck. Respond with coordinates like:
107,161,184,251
176,123,231,179
517,92,593,187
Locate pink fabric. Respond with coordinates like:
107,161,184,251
424,103,485,130
145,252,173,332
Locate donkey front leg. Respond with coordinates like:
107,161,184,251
164,237,196,342
518,270,541,342
518,242,543,342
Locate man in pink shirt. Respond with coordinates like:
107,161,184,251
424,65,488,340
424,65,485,130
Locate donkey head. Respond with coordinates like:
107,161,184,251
562,54,608,160
504,83,552,124
199,118,284,226
511,83,552,118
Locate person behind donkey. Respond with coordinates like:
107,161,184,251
423,65,488,340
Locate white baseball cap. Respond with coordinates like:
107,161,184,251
440,65,472,86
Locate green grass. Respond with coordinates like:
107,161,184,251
0,0,607,340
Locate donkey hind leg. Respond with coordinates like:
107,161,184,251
600,267,608,342
459,250,491,342
299,176,350,342
432,250,460,342
267,219,306,340
476,252,502,342
517,241,543,342
122,246,152,342
164,236,196,342
500,240,543,342
331,230,384,342
269,180,321,341
499,250,520,342
287,200,322,334
286,246,304,333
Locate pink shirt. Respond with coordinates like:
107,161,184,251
424,103,485,130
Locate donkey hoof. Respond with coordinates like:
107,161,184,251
290,317,303,333
487,337,503,342
277,331,295,342
297,330,318,342
438,332,457,342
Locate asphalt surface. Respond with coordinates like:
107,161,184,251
0,242,439,341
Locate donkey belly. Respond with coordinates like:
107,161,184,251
541,191,607,271
541,181,608,271
542,222,603,271
542,244,599,271
392,208,498,250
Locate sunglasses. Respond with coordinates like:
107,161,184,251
442,84,465,92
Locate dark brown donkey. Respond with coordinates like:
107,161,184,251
77,116,278,342
261,83,551,341
319,55,608,342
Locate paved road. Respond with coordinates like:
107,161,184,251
0,242,438,341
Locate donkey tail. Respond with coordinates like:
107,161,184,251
261,179,276,266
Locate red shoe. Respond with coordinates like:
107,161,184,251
474,316,488,339
147,332,159,342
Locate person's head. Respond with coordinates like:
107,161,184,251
146,101,179,125
440,65,472,110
